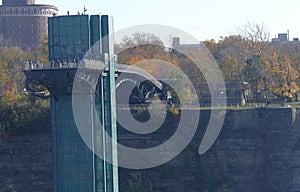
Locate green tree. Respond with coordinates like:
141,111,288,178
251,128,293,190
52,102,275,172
219,55,240,82
0,37,51,136
34,36,49,63
0,47,27,104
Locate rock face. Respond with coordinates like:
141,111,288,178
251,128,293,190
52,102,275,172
0,135,52,192
118,108,300,192
1,108,300,192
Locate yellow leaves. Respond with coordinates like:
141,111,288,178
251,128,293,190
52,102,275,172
266,52,299,100
269,82,298,99
168,107,179,116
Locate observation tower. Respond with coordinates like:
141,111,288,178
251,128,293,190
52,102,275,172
24,14,119,192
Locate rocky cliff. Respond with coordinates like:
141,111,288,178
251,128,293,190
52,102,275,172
1,108,300,192
0,135,52,191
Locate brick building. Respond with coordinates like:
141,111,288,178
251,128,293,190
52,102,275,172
0,0,58,49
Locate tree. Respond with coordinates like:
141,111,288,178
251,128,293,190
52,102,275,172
0,37,51,136
237,21,270,56
0,59,12,103
205,22,270,103
120,32,163,48
265,52,299,102
117,32,202,105
219,55,239,82
205,35,251,102
0,47,27,104
117,32,180,73
118,32,164,63
0,36,49,105
270,39,300,101
236,22,270,102
34,36,49,63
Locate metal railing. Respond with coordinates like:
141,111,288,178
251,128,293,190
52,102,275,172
23,61,79,71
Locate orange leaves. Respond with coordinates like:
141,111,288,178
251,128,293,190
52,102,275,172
118,32,179,69
2,84,19,104
128,55,146,65
118,44,180,70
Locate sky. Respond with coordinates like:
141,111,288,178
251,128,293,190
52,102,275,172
36,0,300,42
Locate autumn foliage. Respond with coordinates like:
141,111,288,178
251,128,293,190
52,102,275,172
265,53,299,101
0,39,50,136
119,29,300,104
205,26,300,103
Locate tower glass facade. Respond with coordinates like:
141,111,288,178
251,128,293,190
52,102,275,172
48,15,89,63
48,14,104,63
46,14,118,192
51,93,95,191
